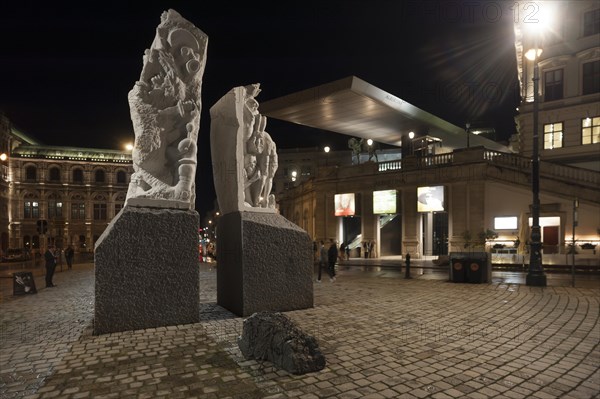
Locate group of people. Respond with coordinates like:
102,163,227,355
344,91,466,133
43,245,75,288
317,239,339,283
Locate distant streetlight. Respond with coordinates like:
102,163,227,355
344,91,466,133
367,139,373,146
208,220,212,224
125,143,134,151
408,131,415,139
0,153,7,162
324,146,330,153
215,211,220,216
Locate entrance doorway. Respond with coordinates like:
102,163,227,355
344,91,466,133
341,217,361,258
421,212,448,256
379,215,402,256
543,226,559,254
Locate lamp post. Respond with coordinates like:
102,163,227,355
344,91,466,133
525,32,547,287
324,146,330,166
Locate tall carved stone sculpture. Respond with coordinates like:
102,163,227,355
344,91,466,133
210,86,313,317
94,10,207,335
126,9,207,210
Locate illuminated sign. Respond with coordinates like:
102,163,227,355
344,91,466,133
417,186,445,212
373,190,397,214
334,193,355,216
494,216,518,230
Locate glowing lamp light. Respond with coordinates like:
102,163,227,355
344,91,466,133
367,139,373,146
408,131,415,139
125,143,134,151
324,146,330,153
291,170,297,177
0,153,7,161
525,48,543,61
208,220,212,224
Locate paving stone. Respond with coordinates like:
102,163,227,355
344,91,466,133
0,263,598,399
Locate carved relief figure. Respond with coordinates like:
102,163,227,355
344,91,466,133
126,9,208,209
242,85,278,209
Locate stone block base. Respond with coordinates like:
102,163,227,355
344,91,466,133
94,206,200,335
217,211,313,316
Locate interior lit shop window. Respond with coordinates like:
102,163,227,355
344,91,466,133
582,116,600,145
543,122,563,149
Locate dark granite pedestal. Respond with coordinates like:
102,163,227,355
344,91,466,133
94,206,200,335
217,211,313,317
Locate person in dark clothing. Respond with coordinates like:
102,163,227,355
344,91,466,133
327,239,338,282
317,241,327,282
65,245,74,270
44,246,57,287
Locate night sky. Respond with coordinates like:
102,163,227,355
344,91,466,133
1,1,520,216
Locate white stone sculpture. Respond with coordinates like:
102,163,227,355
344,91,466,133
125,9,208,210
210,84,278,214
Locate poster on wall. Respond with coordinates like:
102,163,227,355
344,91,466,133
417,186,445,212
334,193,355,216
373,190,397,214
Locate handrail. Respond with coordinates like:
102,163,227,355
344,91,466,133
485,150,600,185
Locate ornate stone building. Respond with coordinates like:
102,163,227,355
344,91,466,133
0,114,132,254
514,1,600,170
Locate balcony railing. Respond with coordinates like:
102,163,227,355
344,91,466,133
377,149,600,189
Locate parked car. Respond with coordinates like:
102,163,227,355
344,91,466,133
1,248,32,262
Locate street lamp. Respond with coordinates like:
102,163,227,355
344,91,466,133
525,22,547,287
323,146,330,167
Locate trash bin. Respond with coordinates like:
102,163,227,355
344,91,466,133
13,271,37,295
449,252,490,283
450,259,466,282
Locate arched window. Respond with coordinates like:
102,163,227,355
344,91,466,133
72,168,84,183
26,166,37,181
116,170,127,184
95,169,105,183
49,167,61,182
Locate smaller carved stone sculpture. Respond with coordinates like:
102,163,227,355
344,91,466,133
126,9,208,210
238,312,326,375
210,84,278,214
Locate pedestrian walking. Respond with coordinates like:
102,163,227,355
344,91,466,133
327,239,338,282
339,242,346,262
65,245,74,270
317,241,327,283
44,246,57,288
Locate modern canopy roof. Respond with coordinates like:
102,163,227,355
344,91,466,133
260,76,509,152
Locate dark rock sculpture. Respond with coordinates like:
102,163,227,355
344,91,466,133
238,312,326,375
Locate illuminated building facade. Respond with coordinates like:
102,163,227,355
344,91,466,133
0,114,132,254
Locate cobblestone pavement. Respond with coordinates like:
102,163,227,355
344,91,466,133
0,263,599,399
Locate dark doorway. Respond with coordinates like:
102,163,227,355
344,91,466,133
379,215,402,256
543,225,559,254
433,213,448,256
342,217,361,257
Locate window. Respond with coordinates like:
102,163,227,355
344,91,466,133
48,200,63,218
544,69,563,101
24,201,39,219
72,168,84,183
95,169,105,183
582,117,600,145
116,170,127,184
584,9,600,36
583,61,600,95
49,167,61,182
25,166,37,181
93,204,107,220
494,217,518,230
544,122,563,149
71,203,85,219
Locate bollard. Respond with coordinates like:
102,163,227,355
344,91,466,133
405,253,411,279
